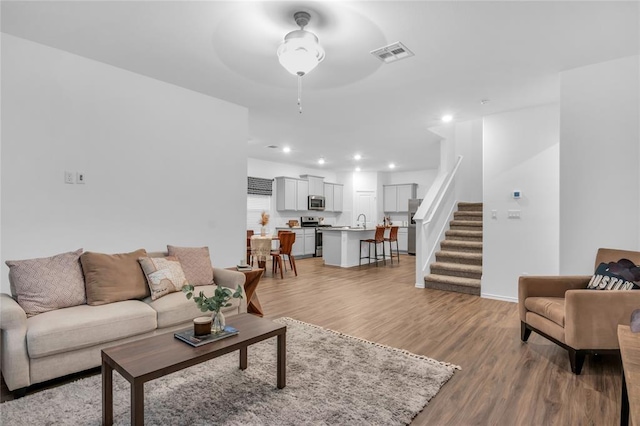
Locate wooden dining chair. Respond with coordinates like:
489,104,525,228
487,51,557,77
246,230,254,265
384,226,400,264
272,231,297,279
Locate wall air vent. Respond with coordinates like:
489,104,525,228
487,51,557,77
370,42,414,63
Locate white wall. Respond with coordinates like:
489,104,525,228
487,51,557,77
1,35,248,294
482,104,560,301
559,55,640,273
454,119,483,203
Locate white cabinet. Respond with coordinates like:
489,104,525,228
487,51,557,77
324,183,334,211
278,228,316,257
334,184,343,212
296,179,308,211
397,228,408,252
323,182,344,212
300,175,324,196
304,229,316,256
383,183,417,212
275,177,307,211
290,229,305,257
383,186,397,212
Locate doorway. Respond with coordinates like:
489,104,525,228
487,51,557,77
355,191,375,228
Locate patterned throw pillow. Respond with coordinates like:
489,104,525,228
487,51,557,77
138,256,188,300
587,258,640,290
167,245,214,286
5,249,86,317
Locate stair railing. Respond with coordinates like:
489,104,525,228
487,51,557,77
414,155,463,287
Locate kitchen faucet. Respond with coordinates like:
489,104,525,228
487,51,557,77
357,213,367,229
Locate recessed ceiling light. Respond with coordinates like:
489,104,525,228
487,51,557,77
355,167,361,172
441,114,453,123
283,147,291,153
389,163,395,169
354,154,362,161
318,157,325,165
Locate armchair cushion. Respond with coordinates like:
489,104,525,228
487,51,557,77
524,297,565,327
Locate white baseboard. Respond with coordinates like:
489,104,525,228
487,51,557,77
481,292,518,303
414,282,425,289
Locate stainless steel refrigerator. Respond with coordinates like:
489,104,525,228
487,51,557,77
407,198,423,255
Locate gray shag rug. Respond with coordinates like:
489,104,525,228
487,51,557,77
0,317,459,425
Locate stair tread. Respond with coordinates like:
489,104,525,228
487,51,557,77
450,220,482,225
424,274,481,287
436,250,482,260
431,262,483,273
454,211,482,216
457,202,483,207
446,229,483,236
441,240,483,248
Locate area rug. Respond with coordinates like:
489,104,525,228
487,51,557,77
0,317,459,425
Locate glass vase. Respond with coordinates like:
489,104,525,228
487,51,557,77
260,226,267,236
211,310,225,334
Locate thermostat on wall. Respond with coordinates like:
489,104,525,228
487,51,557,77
512,190,522,199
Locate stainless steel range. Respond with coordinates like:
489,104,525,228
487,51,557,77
300,216,332,257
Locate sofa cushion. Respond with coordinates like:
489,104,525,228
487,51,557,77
138,256,188,300
144,285,241,328
167,245,214,286
5,249,86,317
81,249,150,305
587,259,640,290
26,300,157,358
524,297,565,327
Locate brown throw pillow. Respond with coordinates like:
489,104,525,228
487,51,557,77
81,249,149,305
138,256,188,300
5,249,86,317
167,245,214,286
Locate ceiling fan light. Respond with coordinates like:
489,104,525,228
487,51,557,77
277,30,325,76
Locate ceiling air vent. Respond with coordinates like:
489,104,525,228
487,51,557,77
370,42,414,64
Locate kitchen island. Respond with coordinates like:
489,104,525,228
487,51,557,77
320,227,377,267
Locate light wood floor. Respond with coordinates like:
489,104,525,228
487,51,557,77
2,255,622,425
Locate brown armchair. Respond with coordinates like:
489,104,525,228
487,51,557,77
519,248,640,374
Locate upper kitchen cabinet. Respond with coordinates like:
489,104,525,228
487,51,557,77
300,175,324,196
383,183,417,212
275,177,308,211
323,182,344,212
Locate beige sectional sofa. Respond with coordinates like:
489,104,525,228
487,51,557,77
0,249,246,395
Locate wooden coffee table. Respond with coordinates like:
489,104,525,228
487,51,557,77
101,314,286,426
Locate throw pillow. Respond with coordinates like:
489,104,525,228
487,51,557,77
81,249,149,305
5,249,86,317
587,258,640,290
167,245,214,286
138,256,188,300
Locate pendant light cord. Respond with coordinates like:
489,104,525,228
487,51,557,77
297,74,303,114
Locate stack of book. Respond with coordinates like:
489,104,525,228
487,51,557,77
174,326,239,347
236,264,252,271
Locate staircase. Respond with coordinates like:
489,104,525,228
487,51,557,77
424,202,482,295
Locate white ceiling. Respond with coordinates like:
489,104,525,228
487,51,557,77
2,1,638,172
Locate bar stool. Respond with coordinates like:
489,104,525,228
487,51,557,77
384,226,400,264
359,226,386,266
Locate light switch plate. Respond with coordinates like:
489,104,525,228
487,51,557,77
76,172,85,184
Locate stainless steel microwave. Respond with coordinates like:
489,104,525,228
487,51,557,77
308,195,325,211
